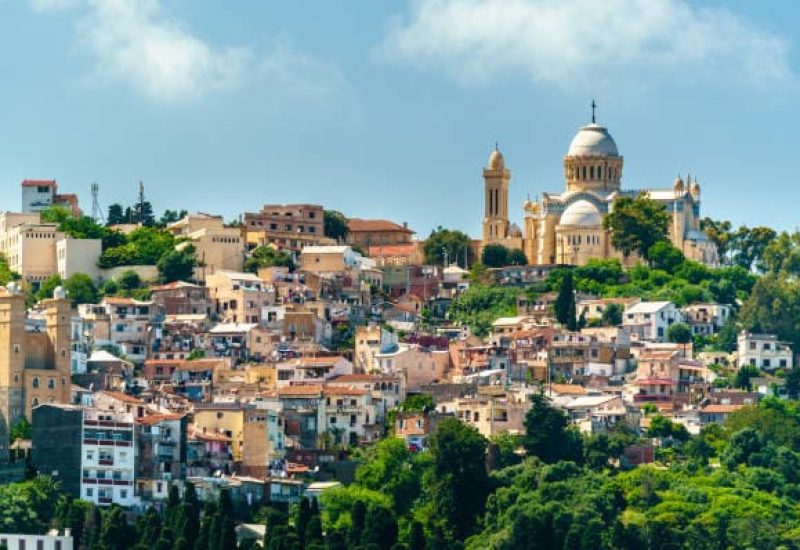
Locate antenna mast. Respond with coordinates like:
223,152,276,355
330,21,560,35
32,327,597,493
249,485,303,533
90,182,104,224
138,181,145,224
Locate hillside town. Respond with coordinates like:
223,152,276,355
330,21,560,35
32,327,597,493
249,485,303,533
1,115,800,549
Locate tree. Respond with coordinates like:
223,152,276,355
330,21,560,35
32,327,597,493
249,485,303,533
427,418,488,541
508,248,528,265
601,303,623,326
786,367,800,400
647,240,685,271
106,203,125,225
554,271,577,330
603,194,669,258
9,418,31,442
523,393,582,463
739,274,800,350
158,209,187,227
667,322,692,345
36,274,62,302
134,200,156,226
732,225,777,271
157,245,196,283
734,365,760,390
63,274,99,305
423,227,473,267
244,246,295,273
481,244,509,268
324,210,349,242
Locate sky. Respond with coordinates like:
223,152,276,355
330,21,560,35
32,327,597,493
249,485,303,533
0,0,799,238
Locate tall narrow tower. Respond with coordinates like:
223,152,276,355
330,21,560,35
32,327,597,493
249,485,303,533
482,147,511,245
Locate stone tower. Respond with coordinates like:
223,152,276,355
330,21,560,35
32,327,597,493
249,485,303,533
482,148,511,245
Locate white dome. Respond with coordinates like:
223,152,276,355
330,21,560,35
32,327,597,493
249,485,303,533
567,124,619,157
560,200,602,227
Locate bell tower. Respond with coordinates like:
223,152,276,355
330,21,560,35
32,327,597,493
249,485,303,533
482,146,511,245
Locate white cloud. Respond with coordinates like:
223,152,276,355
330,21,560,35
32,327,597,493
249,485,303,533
30,0,343,103
381,0,795,91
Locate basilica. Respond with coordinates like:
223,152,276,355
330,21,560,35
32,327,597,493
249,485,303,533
481,115,718,266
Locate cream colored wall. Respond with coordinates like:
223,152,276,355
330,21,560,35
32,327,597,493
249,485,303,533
8,225,60,282
300,251,345,272
57,238,102,280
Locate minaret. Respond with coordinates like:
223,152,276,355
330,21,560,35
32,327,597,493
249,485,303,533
482,145,511,245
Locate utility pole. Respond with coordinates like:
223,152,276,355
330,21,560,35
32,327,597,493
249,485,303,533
138,181,145,224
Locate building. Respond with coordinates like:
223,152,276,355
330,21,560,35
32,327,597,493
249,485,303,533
166,213,245,280
479,112,718,266
299,246,371,273
0,531,73,550
682,303,733,336
21,179,80,216
135,413,187,501
32,404,135,507
346,218,415,249
206,270,273,324
56,237,102,280
79,297,156,363
150,281,211,316
4,222,60,283
0,285,72,458
623,301,683,342
193,403,246,462
737,331,793,371
243,204,331,251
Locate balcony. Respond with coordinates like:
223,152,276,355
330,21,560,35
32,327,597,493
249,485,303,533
98,459,113,466
98,497,113,505
633,394,672,403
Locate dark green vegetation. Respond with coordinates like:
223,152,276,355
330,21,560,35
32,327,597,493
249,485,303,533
423,227,474,267
481,244,527,268
244,246,296,273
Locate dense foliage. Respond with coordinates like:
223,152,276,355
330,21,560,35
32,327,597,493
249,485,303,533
244,246,296,273
481,244,527,268
603,194,669,259
323,210,349,242
447,283,519,336
423,227,474,268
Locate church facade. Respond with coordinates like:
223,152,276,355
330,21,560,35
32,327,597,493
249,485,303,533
481,117,718,267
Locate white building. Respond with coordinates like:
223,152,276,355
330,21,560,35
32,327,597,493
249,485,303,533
80,408,137,507
0,531,73,550
737,331,793,371
56,237,102,280
682,303,732,336
623,301,683,342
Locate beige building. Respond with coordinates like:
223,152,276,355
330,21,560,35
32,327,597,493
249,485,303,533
374,344,450,391
480,112,718,266
0,284,72,458
346,219,414,248
167,213,245,280
244,204,333,251
4,223,60,283
206,270,273,324
56,237,102,280
439,388,529,438
193,403,246,462
0,212,41,256
299,245,363,273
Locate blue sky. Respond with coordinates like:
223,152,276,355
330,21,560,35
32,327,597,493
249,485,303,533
0,0,798,238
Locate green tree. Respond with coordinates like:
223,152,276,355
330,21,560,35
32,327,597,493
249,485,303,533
646,240,685,271
157,245,196,283
9,418,31,442
244,246,295,273
603,194,669,258
107,203,125,225
554,271,577,330
508,248,528,265
423,227,473,267
64,273,99,305
481,244,509,268
734,365,761,390
601,303,623,326
732,225,777,270
324,210,349,242
667,322,692,345
739,274,800,350
36,274,62,302
523,393,582,463
98,505,135,550
427,418,488,542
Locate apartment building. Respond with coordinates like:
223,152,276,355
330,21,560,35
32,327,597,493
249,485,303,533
623,301,683,342
4,223,60,283
243,204,331,251
21,179,80,216
206,270,273,324
135,413,187,500
150,281,211,316
79,297,156,363
737,331,793,371
167,213,245,280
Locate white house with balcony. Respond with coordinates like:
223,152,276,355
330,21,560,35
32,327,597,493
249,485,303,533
737,331,793,371
623,301,683,342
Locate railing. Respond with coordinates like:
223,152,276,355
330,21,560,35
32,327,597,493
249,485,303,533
633,394,671,403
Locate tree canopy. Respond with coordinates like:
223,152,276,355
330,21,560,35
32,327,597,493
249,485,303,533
603,194,669,259
423,227,474,267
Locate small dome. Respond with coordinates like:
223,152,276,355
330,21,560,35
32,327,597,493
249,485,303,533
567,124,619,157
523,199,534,211
690,180,701,197
673,176,684,192
488,149,504,170
509,222,523,238
560,200,602,227
6,282,20,296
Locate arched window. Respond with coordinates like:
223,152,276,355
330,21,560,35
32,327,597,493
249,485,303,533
31,397,39,407
32,377,39,389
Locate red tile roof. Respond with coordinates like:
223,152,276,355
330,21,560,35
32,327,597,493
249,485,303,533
323,386,367,396
99,391,143,404
348,218,414,234
137,413,185,426
278,385,323,397
367,243,418,257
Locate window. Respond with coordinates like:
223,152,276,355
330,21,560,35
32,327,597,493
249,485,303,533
763,359,771,368
121,490,127,499
86,487,93,497
47,378,55,389
31,377,39,389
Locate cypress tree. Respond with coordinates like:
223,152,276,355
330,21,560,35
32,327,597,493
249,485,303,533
554,271,577,330
294,497,312,547
408,521,425,550
347,501,367,548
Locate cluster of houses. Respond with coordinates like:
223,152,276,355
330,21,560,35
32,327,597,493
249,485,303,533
0,182,793,511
